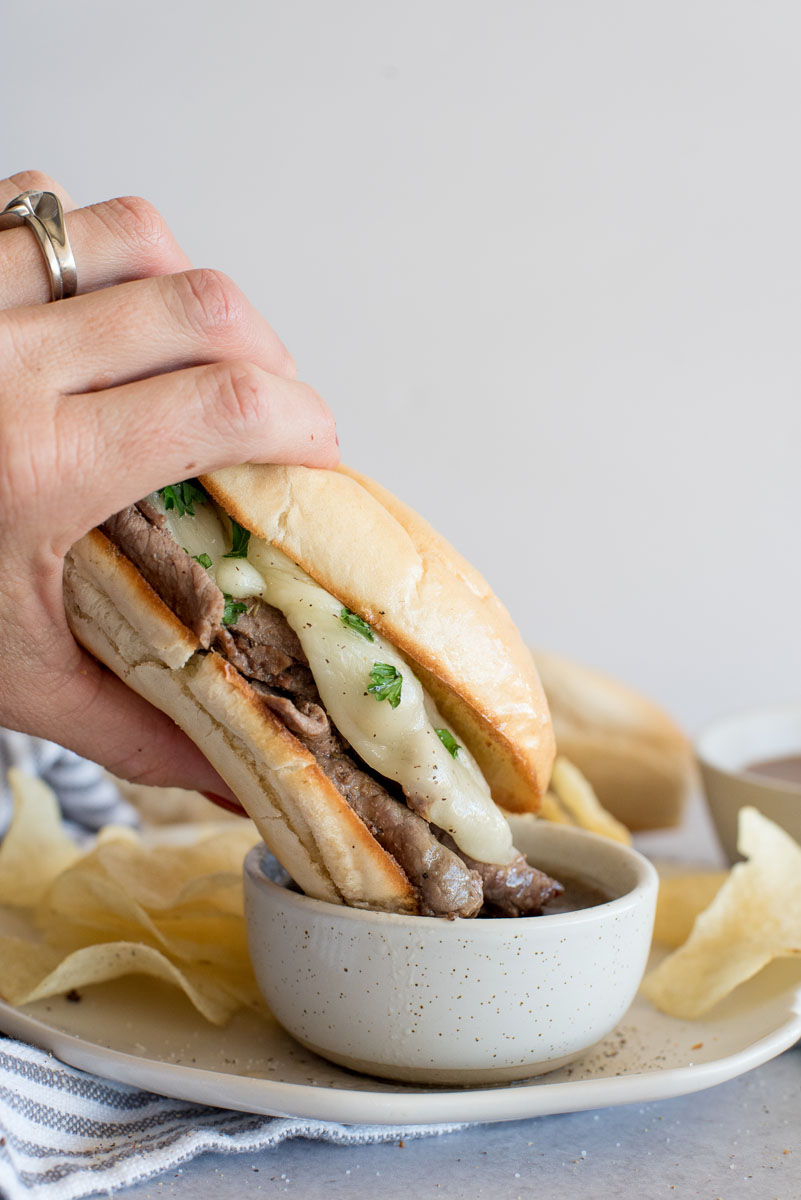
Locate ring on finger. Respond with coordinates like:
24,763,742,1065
0,190,77,301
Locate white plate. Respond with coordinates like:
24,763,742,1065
0,951,799,1126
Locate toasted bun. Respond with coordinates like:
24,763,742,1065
64,529,417,913
202,464,555,811
532,650,694,831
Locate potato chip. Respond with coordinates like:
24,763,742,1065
538,793,573,826
642,808,801,1017
546,757,631,844
0,770,82,905
0,934,63,997
0,771,264,1024
38,867,164,945
79,825,259,911
0,937,253,1025
652,871,728,948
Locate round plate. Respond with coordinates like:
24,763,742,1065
0,951,799,1126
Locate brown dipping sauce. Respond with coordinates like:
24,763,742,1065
538,872,614,916
477,872,614,917
745,754,801,787
288,868,614,916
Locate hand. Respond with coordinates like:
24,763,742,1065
0,170,338,801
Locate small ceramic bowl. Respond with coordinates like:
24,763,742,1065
697,704,801,863
243,820,657,1084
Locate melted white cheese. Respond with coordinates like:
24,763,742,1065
154,493,515,865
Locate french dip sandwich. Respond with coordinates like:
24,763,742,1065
63,465,559,919
533,650,694,832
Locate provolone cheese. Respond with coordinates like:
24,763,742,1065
155,493,515,865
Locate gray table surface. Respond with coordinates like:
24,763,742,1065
107,796,801,1200
115,1042,801,1200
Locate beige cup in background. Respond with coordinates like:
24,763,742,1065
696,705,801,862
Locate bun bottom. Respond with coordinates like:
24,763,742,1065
64,530,417,912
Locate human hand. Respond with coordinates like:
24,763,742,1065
0,170,338,801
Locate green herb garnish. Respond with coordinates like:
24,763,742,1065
193,553,213,569
367,663,403,709
222,594,247,626
436,728,461,758
223,519,251,559
340,607,375,642
158,480,207,518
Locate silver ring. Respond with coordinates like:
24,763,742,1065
0,189,77,301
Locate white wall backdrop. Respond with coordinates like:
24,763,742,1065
2,1,799,734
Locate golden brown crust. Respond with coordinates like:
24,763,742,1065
201,464,555,812
64,533,418,913
532,650,695,831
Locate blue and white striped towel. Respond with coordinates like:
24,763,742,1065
0,1037,463,1200
0,733,137,838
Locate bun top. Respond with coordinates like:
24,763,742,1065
201,464,555,812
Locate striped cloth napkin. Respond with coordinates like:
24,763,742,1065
0,733,137,838
0,1037,464,1200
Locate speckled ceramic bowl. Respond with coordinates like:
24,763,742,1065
697,705,801,863
243,819,657,1084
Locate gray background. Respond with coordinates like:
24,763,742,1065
2,2,799,730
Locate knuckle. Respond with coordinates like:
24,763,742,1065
0,317,61,521
206,360,270,428
309,388,338,448
0,310,37,383
174,268,247,342
278,344,298,380
303,382,331,423
99,195,180,273
8,168,61,196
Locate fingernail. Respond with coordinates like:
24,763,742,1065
201,791,247,816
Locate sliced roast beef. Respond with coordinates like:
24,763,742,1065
314,753,484,919
253,688,332,743
215,604,318,701
135,498,168,529
102,504,224,648
442,836,563,917
250,680,483,917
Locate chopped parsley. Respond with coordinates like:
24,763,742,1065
158,480,207,518
339,607,374,642
223,519,251,559
436,728,461,758
222,593,247,626
193,552,213,569
368,662,403,709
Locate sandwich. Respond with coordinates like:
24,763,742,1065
533,650,694,832
63,465,559,919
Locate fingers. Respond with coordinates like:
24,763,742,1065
69,359,337,517
0,172,337,807
11,267,297,393
0,169,76,212
48,650,243,798
201,792,248,816
53,361,338,542
0,562,240,797
0,192,191,310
